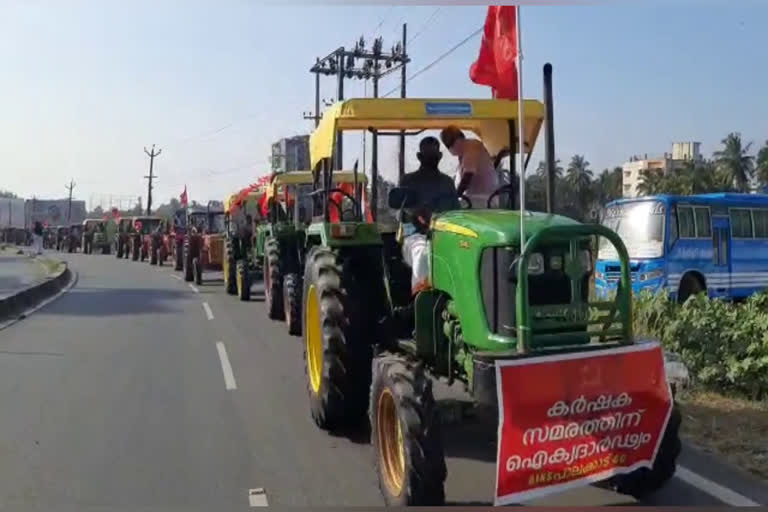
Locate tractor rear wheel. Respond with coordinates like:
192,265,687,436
224,244,237,295
183,243,194,282
193,257,203,285
371,354,446,506
150,243,158,265
283,273,302,336
157,248,163,266
236,260,250,301
174,242,183,271
302,247,371,430
131,239,139,261
264,237,284,320
610,405,682,498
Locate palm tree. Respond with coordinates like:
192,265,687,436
636,169,664,196
714,133,754,192
756,140,768,190
565,155,594,217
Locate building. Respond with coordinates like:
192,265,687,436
25,198,87,227
271,135,310,173
621,141,702,197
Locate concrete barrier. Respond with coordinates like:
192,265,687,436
0,261,72,324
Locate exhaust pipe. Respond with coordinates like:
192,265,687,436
543,63,556,214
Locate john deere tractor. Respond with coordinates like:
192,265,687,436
301,66,682,506
223,181,269,301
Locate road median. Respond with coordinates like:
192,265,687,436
0,253,72,326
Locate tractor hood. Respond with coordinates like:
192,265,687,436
432,210,581,246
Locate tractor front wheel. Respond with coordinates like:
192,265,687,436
283,273,302,336
236,260,250,301
150,243,158,265
131,240,139,261
264,238,284,320
183,244,194,282
157,248,163,266
371,354,446,506
224,245,237,295
174,242,184,271
302,247,371,430
193,257,203,285
610,405,682,498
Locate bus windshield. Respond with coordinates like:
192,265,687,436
599,200,665,259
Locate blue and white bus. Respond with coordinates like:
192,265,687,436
596,193,768,301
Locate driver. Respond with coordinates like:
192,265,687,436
440,126,499,209
399,136,460,295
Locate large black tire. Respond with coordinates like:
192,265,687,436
302,247,372,430
224,243,237,295
157,248,163,266
610,406,682,498
174,241,183,271
370,354,446,506
193,257,203,285
183,243,194,282
116,242,122,259
236,260,250,301
264,237,284,320
131,239,139,261
283,273,302,336
150,243,158,265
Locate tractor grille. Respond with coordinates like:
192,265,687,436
480,245,588,337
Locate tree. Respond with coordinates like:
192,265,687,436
756,140,768,190
637,168,664,196
88,205,104,218
594,167,623,206
565,155,594,216
0,190,18,198
714,132,754,192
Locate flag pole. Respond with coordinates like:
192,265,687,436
516,5,526,250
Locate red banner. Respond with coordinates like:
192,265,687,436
494,342,672,505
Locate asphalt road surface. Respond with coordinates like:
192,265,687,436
0,252,765,510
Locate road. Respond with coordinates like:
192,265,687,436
0,252,764,509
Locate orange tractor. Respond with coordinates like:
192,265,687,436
183,202,226,284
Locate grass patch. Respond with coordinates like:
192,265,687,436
678,390,768,480
34,257,65,278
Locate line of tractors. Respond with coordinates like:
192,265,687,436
106,67,682,506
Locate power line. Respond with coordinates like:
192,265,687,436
383,26,482,98
408,8,442,45
371,6,395,35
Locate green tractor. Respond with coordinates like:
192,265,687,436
301,74,682,505
223,182,270,301
255,170,369,335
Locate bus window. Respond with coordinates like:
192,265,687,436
730,209,753,238
678,206,696,238
753,209,768,238
600,200,665,259
669,207,679,246
694,207,712,238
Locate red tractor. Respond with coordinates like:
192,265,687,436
183,203,226,284
167,208,187,271
129,216,163,262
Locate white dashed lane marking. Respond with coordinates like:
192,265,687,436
248,488,268,507
202,302,214,320
215,342,237,391
676,466,760,506
189,283,200,293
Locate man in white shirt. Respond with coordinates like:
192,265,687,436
440,126,499,209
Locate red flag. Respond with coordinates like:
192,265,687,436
469,6,519,99
180,186,188,207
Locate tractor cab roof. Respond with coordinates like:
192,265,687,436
224,181,270,214
310,98,545,169
265,170,369,200
83,219,101,227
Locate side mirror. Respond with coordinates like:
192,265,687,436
388,187,421,209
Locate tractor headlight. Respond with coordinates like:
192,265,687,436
580,250,592,273
549,255,563,271
528,253,545,275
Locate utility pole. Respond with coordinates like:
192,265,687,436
143,144,162,215
398,23,407,182
308,28,410,219
65,179,76,222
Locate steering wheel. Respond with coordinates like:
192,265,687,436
487,183,518,209
326,188,361,221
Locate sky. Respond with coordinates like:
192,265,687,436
1,0,766,209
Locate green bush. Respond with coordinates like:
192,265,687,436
634,290,768,399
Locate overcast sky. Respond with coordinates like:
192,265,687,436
1,1,766,208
